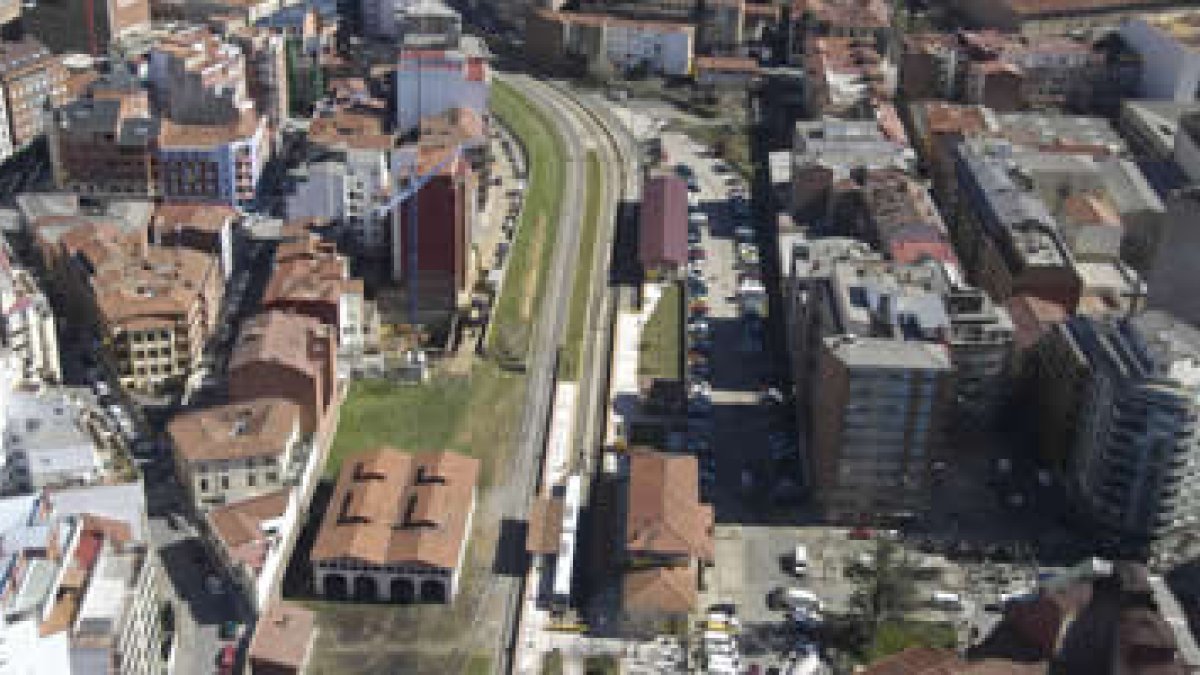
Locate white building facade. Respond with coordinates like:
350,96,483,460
394,49,489,134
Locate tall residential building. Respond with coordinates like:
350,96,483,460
0,38,69,154
394,43,489,134
1121,15,1200,102
49,91,159,198
157,110,269,209
525,9,696,79
780,236,1013,517
147,28,251,125
803,36,897,118
23,0,151,56
0,485,171,674
0,240,60,382
228,310,337,437
50,222,223,394
230,28,290,135
1039,311,1200,541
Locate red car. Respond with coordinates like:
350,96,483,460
848,526,874,540
218,645,237,674
688,247,707,261
689,302,710,316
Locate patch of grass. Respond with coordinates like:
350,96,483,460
559,151,604,381
464,654,492,675
327,361,526,486
542,650,565,675
638,283,683,381
488,79,566,361
583,654,620,675
862,620,957,662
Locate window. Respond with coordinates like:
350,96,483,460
247,473,256,487
220,476,229,490
266,471,278,483
200,478,210,492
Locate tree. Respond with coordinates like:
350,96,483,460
846,539,919,638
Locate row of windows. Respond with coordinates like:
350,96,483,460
198,470,279,492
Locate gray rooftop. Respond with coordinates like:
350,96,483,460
48,482,147,543
824,334,952,371
14,193,155,243
995,112,1127,155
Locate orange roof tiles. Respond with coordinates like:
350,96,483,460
229,310,332,381
168,398,300,463
695,56,761,73
153,203,239,235
159,110,262,148
310,448,480,570
208,489,291,573
626,450,714,561
525,497,564,555
622,565,697,615
249,603,316,672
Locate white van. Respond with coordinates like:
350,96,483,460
782,587,822,611
793,544,809,576
930,591,963,609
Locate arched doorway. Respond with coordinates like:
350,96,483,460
420,579,447,603
390,577,415,603
353,575,378,601
323,573,348,599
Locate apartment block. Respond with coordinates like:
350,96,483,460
846,168,959,270
1,384,107,493
288,103,394,256
310,448,480,603
526,9,696,78
813,333,953,522
790,114,915,225
901,30,1139,113
906,102,998,215
1122,14,1200,102
950,0,1193,35
803,36,896,118
230,27,290,135
395,44,489,134
248,603,316,675
954,137,1163,314
0,485,170,674
148,28,251,125
157,110,269,209
54,226,223,394
1038,311,1200,541
788,0,890,64
229,310,337,436
265,228,380,357
49,89,160,198
151,203,239,281
0,38,69,155
0,239,61,382
23,0,150,55
168,398,302,508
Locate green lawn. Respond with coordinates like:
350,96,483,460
863,620,957,662
559,152,604,381
327,361,526,487
638,283,683,381
488,79,566,362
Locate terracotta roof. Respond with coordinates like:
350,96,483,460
159,110,262,148
1001,0,1177,18
695,56,761,73
310,448,480,569
1060,193,1121,227
795,0,890,29
249,602,316,672
229,310,332,381
526,497,563,555
264,255,362,309
209,491,291,549
153,203,239,235
622,565,697,615
858,647,965,674
915,102,993,136
308,108,394,151
168,398,300,463
625,450,713,561
534,8,695,32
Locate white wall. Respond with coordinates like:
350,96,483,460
1122,19,1200,102
395,57,488,133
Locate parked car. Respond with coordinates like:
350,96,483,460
689,247,707,261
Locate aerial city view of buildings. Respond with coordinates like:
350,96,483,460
2,0,1200,673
